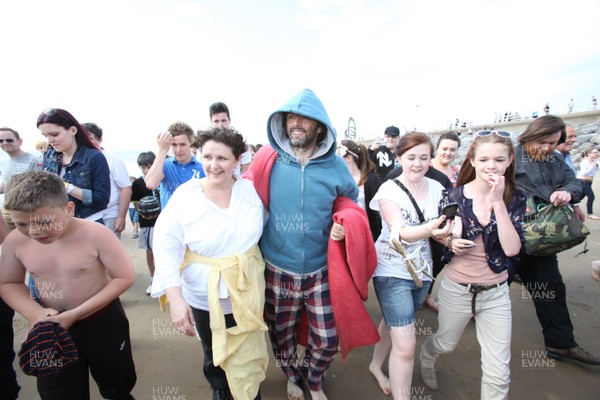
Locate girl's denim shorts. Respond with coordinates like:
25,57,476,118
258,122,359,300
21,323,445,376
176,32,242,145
373,276,431,328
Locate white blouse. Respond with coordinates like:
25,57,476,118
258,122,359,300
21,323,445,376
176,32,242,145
151,178,265,313
369,177,444,281
578,157,599,180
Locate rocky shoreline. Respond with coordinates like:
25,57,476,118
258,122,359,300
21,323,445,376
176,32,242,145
441,121,600,170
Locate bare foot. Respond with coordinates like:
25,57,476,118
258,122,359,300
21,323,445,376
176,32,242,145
288,380,305,400
309,389,328,400
592,260,600,282
425,294,439,313
369,363,391,395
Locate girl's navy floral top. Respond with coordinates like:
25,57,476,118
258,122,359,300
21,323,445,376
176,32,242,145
440,186,526,274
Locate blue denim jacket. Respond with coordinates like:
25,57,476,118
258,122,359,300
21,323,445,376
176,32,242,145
43,146,110,219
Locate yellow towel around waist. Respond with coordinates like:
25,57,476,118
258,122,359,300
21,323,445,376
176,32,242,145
162,244,268,400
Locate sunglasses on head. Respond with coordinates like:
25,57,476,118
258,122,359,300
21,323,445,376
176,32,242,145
476,130,512,138
340,145,359,159
42,108,63,117
40,108,72,123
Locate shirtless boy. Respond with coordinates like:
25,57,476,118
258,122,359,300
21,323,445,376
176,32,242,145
0,170,137,399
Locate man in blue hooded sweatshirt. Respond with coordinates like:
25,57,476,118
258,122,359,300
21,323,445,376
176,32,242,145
251,89,358,400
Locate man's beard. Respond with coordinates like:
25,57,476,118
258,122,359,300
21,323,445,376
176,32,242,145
524,142,555,162
288,127,318,149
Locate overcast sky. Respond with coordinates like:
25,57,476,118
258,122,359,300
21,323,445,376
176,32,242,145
2,0,599,152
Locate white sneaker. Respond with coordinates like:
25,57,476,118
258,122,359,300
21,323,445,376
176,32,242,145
420,362,438,390
146,278,153,295
419,349,438,390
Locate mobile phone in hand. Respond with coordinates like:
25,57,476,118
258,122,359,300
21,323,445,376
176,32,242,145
462,243,476,248
439,202,459,229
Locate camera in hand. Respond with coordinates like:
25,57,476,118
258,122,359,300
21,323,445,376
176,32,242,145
137,195,161,219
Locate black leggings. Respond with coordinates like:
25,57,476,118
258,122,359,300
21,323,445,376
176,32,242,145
428,240,446,294
581,180,596,214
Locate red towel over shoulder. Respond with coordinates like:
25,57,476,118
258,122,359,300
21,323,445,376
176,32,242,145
244,145,380,360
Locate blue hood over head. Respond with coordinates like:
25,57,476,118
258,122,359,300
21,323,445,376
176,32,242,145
267,89,336,161
260,88,359,274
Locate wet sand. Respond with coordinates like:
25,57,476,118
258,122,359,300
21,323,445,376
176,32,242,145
11,198,600,399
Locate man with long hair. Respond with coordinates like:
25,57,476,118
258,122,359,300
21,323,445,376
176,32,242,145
515,115,600,365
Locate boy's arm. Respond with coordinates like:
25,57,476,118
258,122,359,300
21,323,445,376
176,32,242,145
115,185,132,233
48,226,135,330
0,236,59,328
114,157,133,233
145,132,172,190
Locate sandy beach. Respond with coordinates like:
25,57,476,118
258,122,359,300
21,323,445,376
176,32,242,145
10,185,600,399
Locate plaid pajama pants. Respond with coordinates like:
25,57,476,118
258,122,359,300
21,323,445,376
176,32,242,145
265,263,338,391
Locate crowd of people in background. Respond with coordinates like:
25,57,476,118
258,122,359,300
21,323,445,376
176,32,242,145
0,93,599,400
453,95,599,129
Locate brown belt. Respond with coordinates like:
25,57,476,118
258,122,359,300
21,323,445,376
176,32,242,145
458,281,507,316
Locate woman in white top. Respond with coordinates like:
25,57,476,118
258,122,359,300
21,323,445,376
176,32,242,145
152,127,267,400
578,148,600,219
368,132,452,399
